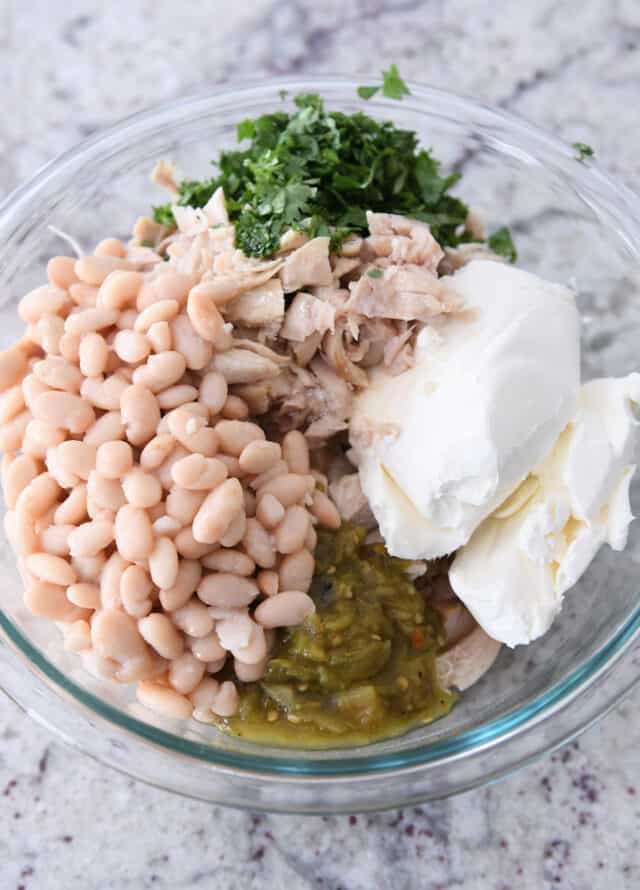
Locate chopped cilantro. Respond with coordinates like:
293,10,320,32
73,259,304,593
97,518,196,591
237,119,255,141
488,226,517,263
367,268,384,279
152,203,175,227
382,64,410,100
572,141,595,162
357,85,380,100
140,239,155,248
358,64,411,101
152,74,509,260
279,88,289,101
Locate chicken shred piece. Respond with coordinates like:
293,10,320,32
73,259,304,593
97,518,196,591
281,292,336,342
366,212,444,273
322,324,368,389
292,331,323,367
125,246,165,266
280,237,333,292
383,324,416,376
231,338,289,366
436,627,501,692
172,205,211,237
225,279,285,328
347,265,460,323
329,473,376,528
332,256,361,280
304,357,352,441
339,234,363,257
132,216,168,247
279,229,309,253
210,349,281,384
438,242,506,275
150,159,178,193
203,187,229,226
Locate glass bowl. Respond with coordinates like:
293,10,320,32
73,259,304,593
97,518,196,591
1,78,640,814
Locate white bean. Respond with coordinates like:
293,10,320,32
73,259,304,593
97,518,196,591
171,597,214,638
122,468,163,508
120,384,160,446
137,681,193,720
254,591,315,628
132,351,186,393
68,519,115,557
148,536,179,589
159,559,202,611
169,653,206,695
25,552,76,586
139,613,184,659
197,573,259,608
115,504,155,561
79,333,109,377
192,478,244,545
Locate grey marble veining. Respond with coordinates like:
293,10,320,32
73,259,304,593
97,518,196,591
1,1,640,888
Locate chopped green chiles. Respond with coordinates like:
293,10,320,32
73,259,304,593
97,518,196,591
219,526,456,747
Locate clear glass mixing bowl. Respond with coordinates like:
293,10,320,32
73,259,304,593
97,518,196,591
1,78,639,813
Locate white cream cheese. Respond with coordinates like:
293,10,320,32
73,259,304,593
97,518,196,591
449,374,640,646
350,260,581,559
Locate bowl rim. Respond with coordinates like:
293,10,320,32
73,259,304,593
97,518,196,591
1,75,640,799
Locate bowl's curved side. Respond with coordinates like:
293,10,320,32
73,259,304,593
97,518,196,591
2,606,639,812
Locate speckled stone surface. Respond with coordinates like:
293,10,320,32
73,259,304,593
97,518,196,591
1,1,640,887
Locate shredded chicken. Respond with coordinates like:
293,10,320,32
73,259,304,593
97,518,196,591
339,235,363,257
292,331,323,367
304,358,352,441
321,321,368,388
280,237,333,292
436,627,501,692
329,473,376,528
231,338,289,366
331,256,361,280
132,216,168,247
266,359,353,442
366,212,444,273
203,187,229,226
155,193,471,458
281,291,336,341
150,159,178,193
438,242,506,276
348,265,460,323
225,279,285,328
383,324,416,376
279,228,309,253
125,245,166,266
209,348,282,384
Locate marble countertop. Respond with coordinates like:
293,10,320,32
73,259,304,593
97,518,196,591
2,0,640,887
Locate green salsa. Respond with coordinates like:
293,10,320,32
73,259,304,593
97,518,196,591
219,525,456,747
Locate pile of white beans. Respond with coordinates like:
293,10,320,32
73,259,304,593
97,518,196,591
0,238,341,723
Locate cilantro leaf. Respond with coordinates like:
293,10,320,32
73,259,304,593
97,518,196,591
488,226,517,263
382,64,410,100
367,268,384,279
152,203,175,226
237,119,255,141
359,65,411,101
572,141,594,162
357,85,380,100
